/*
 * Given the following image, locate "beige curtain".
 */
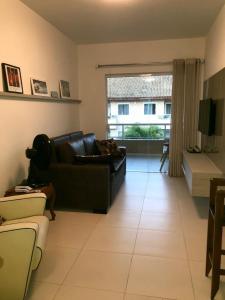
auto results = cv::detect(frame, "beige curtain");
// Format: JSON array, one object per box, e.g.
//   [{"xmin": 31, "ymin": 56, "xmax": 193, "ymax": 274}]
[{"xmin": 169, "ymin": 59, "xmax": 201, "ymax": 177}]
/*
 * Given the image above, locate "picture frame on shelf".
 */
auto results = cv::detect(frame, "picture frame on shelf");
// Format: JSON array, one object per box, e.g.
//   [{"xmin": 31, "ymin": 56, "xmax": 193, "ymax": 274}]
[
  {"xmin": 2, "ymin": 63, "xmax": 23, "ymax": 94},
  {"xmin": 31, "ymin": 78, "xmax": 49, "ymax": 97},
  {"xmin": 59, "ymin": 80, "xmax": 71, "ymax": 99},
  {"xmin": 51, "ymin": 91, "xmax": 59, "ymax": 99}
]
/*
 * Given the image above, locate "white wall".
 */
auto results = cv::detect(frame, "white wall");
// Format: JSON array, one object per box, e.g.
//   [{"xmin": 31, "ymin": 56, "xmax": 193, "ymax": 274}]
[
  {"xmin": 0, "ymin": 0, "xmax": 80, "ymax": 195},
  {"xmin": 78, "ymin": 38, "xmax": 205, "ymax": 139},
  {"xmin": 205, "ymin": 3, "xmax": 225, "ymax": 79}
]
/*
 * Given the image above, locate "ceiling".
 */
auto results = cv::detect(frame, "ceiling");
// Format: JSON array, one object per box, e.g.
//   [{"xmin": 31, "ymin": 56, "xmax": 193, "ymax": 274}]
[{"xmin": 21, "ymin": 0, "xmax": 225, "ymax": 44}]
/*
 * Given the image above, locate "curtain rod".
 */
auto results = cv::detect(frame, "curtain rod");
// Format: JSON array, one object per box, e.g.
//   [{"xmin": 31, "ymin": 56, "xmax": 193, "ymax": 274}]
[
  {"xmin": 96, "ymin": 59, "xmax": 205, "ymax": 69},
  {"xmin": 96, "ymin": 62, "xmax": 172, "ymax": 69}
]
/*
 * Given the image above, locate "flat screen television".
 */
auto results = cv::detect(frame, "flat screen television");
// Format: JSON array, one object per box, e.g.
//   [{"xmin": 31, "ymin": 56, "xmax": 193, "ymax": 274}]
[{"xmin": 198, "ymin": 99, "xmax": 216, "ymax": 136}]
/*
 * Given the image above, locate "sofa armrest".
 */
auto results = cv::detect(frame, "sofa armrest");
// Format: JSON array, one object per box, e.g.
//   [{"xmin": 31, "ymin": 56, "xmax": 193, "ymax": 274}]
[
  {"xmin": 118, "ymin": 146, "xmax": 126, "ymax": 156},
  {"xmin": 50, "ymin": 163, "xmax": 111, "ymax": 211},
  {"xmin": 0, "ymin": 193, "xmax": 46, "ymax": 221}
]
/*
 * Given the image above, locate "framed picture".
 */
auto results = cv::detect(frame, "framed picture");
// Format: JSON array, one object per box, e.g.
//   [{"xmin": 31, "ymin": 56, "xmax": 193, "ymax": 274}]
[
  {"xmin": 59, "ymin": 80, "xmax": 71, "ymax": 99},
  {"xmin": 31, "ymin": 78, "xmax": 49, "ymax": 97},
  {"xmin": 2, "ymin": 63, "xmax": 23, "ymax": 94}
]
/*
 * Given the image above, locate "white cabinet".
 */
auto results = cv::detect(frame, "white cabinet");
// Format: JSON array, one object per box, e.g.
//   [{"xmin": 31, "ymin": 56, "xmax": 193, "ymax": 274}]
[{"xmin": 182, "ymin": 151, "xmax": 223, "ymax": 197}]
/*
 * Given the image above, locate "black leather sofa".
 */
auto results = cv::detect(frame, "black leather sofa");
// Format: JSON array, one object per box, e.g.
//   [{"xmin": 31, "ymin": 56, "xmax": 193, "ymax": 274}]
[{"xmin": 29, "ymin": 131, "xmax": 126, "ymax": 213}]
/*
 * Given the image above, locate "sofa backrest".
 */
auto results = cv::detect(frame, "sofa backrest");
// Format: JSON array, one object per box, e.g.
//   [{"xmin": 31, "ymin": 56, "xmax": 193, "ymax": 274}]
[
  {"xmin": 50, "ymin": 134, "xmax": 71, "ymax": 163},
  {"xmin": 51, "ymin": 131, "xmax": 83, "ymax": 163},
  {"xmin": 83, "ymin": 133, "xmax": 98, "ymax": 155},
  {"xmin": 50, "ymin": 131, "xmax": 99, "ymax": 164},
  {"xmin": 69, "ymin": 131, "xmax": 83, "ymax": 142}
]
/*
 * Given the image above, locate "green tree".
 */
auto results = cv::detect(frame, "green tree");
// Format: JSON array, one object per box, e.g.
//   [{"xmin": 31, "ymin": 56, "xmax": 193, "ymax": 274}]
[{"xmin": 124, "ymin": 125, "xmax": 164, "ymax": 139}]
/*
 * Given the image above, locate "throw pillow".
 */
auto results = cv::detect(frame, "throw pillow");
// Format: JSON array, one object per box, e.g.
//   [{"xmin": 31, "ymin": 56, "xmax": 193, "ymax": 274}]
[{"xmin": 96, "ymin": 139, "xmax": 123, "ymax": 157}]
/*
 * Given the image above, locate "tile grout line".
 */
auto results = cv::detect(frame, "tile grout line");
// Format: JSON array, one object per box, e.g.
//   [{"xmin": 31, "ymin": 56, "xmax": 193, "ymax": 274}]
[
  {"xmin": 123, "ymin": 171, "xmax": 149, "ymax": 298},
  {"xmin": 177, "ymin": 189, "xmax": 197, "ymax": 300},
  {"xmin": 53, "ymin": 213, "xmax": 104, "ymax": 295}
]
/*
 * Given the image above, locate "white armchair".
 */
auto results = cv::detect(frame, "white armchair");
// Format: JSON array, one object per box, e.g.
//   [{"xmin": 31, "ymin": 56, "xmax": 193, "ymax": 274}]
[{"xmin": 0, "ymin": 193, "xmax": 49, "ymax": 300}]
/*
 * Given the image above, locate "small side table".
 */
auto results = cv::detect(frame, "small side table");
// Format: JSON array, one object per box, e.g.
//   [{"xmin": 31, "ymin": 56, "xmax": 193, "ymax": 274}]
[{"xmin": 4, "ymin": 182, "xmax": 56, "ymax": 221}]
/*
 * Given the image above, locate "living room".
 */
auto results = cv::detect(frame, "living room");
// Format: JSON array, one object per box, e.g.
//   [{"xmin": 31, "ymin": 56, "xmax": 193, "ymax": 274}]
[{"xmin": 1, "ymin": 0, "xmax": 225, "ymax": 299}]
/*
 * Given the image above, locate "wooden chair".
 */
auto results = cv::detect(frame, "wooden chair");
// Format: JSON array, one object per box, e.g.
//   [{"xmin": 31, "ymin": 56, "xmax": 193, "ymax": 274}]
[{"xmin": 205, "ymin": 178, "xmax": 225, "ymax": 299}]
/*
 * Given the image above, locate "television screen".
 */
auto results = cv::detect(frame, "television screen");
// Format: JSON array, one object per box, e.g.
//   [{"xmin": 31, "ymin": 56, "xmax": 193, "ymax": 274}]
[{"xmin": 198, "ymin": 99, "xmax": 216, "ymax": 136}]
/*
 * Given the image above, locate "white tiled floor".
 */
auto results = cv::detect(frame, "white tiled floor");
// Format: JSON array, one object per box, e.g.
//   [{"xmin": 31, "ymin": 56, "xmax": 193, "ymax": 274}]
[{"xmin": 26, "ymin": 172, "xmax": 225, "ymax": 300}]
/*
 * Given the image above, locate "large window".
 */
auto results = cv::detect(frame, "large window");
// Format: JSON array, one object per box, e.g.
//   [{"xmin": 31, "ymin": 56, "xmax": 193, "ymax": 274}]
[
  {"xmin": 107, "ymin": 74, "xmax": 172, "ymax": 139},
  {"xmin": 118, "ymin": 104, "xmax": 129, "ymax": 115},
  {"xmin": 144, "ymin": 103, "xmax": 156, "ymax": 115}
]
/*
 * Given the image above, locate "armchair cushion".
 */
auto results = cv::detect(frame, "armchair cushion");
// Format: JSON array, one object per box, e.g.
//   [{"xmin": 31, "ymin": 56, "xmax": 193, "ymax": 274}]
[
  {"xmin": 0, "ymin": 193, "xmax": 49, "ymax": 299},
  {"xmin": 0, "ymin": 193, "xmax": 46, "ymax": 221},
  {"xmin": 5, "ymin": 215, "xmax": 49, "ymax": 259},
  {"xmin": 0, "ymin": 222, "xmax": 38, "ymax": 300}
]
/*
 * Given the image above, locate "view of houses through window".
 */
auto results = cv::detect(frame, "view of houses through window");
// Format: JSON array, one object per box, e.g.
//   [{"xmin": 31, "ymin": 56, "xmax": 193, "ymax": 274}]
[{"xmin": 107, "ymin": 74, "xmax": 173, "ymax": 140}]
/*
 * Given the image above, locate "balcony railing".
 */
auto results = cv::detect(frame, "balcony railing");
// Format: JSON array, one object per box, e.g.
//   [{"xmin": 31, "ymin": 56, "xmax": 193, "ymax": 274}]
[{"xmin": 108, "ymin": 123, "xmax": 171, "ymax": 140}]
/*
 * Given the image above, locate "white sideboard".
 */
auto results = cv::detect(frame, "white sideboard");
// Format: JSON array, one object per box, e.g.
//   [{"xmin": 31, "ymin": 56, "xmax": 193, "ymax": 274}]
[{"xmin": 182, "ymin": 150, "xmax": 223, "ymax": 197}]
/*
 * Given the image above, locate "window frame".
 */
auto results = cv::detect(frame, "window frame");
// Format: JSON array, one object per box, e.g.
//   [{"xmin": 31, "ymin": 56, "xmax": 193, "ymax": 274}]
[
  {"xmin": 164, "ymin": 102, "xmax": 172, "ymax": 115},
  {"xmin": 118, "ymin": 103, "xmax": 129, "ymax": 115},
  {"xmin": 144, "ymin": 102, "xmax": 156, "ymax": 115}
]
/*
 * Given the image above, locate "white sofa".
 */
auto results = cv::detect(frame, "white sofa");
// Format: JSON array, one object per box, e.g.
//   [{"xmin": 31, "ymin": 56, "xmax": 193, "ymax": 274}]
[{"xmin": 0, "ymin": 193, "xmax": 49, "ymax": 300}]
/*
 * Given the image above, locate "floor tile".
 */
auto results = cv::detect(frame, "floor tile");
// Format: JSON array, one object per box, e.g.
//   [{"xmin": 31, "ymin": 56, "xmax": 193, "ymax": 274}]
[
  {"xmin": 26, "ymin": 281, "xmax": 59, "ymax": 300},
  {"xmin": 64, "ymin": 250, "xmax": 132, "ymax": 292},
  {"xmin": 33, "ymin": 246, "xmax": 80, "ymax": 284},
  {"xmin": 125, "ymin": 294, "xmax": 163, "ymax": 300},
  {"xmin": 142, "ymin": 197, "xmax": 179, "ymax": 215},
  {"xmin": 184, "ymin": 230, "xmax": 207, "ymax": 262},
  {"xmin": 134, "ymin": 229, "xmax": 187, "ymax": 259},
  {"xmin": 182, "ymin": 219, "xmax": 208, "ymax": 236},
  {"xmin": 24, "ymin": 164, "xmax": 214, "ymax": 299},
  {"xmin": 46, "ymin": 222, "xmax": 94, "ymax": 249},
  {"xmin": 111, "ymin": 195, "xmax": 144, "ymax": 212},
  {"xmin": 139, "ymin": 212, "xmax": 181, "ymax": 232},
  {"xmin": 127, "ymin": 255, "xmax": 194, "ymax": 300},
  {"xmin": 98, "ymin": 210, "xmax": 141, "ymax": 228},
  {"xmin": 55, "ymin": 285, "xmax": 124, "ymax": 300},
  {"xmin": 189, "ymin": 260, "xmax": 225, "ymax": 300},
  {"xmin": 53, "ymin": 210, "xmax": 102, "ymax": 226},
  {"xmin": 85, "ymin": 227, "xmax": 137, "ymax": 253}
]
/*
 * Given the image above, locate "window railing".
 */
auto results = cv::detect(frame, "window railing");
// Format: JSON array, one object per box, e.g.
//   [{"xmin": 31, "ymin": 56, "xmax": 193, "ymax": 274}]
[{"xmin": 108, "ymin": 123, "xmax": 171, "ymax": 140}]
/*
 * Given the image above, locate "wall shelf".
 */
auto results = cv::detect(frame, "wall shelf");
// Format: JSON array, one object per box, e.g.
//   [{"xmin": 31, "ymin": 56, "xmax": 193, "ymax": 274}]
[{"xmin": 0, "ymin": 91, "xmax": 81, "ymax": 104}]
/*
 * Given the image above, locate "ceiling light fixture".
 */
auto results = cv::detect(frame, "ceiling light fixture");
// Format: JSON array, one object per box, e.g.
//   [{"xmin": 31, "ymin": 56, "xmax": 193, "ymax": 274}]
[{"xmin": 101, "ymin": 0, "xmax": 135, "ymax": 5}]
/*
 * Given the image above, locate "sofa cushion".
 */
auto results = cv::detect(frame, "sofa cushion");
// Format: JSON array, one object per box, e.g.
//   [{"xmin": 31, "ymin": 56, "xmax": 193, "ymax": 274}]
[
  {"xmin": 56, "ymin": 143, "xmax": 74, "ymax": 164},
  {"xmin": 74, "ymin": 154, "xmax": 112, "ymax": 164},
  {"xmin": 96, "ymin": 139, "xmax": 123, "ymax": 157},
  {"xmin": 69, "ymin": 131, "xmax": 83, "ymax": 142},
  {"xmin": 69, "ymin": 138, "xmax": 86, "ymax": 155},
  {"xmin": 83, "ymin": 133, "xmax": 99, "ymax": 155}
]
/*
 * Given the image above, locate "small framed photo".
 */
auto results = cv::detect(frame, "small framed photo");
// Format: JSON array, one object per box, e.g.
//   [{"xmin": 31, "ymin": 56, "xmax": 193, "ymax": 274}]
[
  {"xmin": 31, "ymin": 78, "xmax": 49, "ymax": 97},
  {"xmin": 2, "ymin": 63, "xmax": 23, "ymax": 94},
  {"xmin": 59, "ymin": 80, "xmax": 71, "ymax": 99}
]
